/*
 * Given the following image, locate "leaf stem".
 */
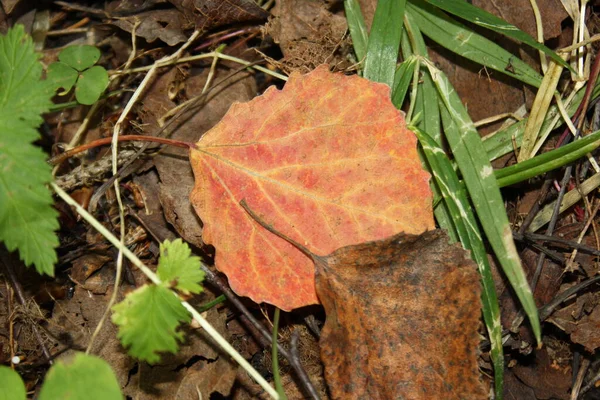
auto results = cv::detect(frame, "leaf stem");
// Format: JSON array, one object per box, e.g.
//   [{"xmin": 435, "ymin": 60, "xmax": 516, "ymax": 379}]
[{"xmin": 48, "ymin": 135, "xmax": 194, "ymax": 166}]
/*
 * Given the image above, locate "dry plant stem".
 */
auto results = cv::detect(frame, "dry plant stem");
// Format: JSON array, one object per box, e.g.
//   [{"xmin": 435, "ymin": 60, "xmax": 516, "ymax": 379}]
[
  {"xmin": 202, "ymin": 268, "xmax": 320, "ymax": 400},
  {"xmin": 289, "ymin": 329, "xmax": 321, "ymax": 400},
  {"xmin": 90, "ymin": 30, "xmax": 202, "ymax": 355},
  {"xmin": 87, "ymin": 17, "xmax": 142, "ymax": 353},
  {"xmin": 528, "ymin": 0, "xmax": 547, "ymax": 73},
  {"xmin": 580, "ymin": 365, "xmax": 600, "ymax": 395},
  {"xmin": 111, "ymin": 51, "xmax": 288, "ymax": 82},
  {"xmin": 518, "ymin": 178, "xmax": 554, "ymax": 234},
  {"xmin": 194, "ymin": 27, "xmax": 261, "ymax": 52},
  {"xmin": 567, "ymin": 199, "xmax": 600, "ymax": 267},
  {"xmin": 514, "ymin": 231, "xmax": 600, "ymax": 256},
  {"xmin": 571, "ymin": 357, "xmax": 590, "ymax": 400},
  {"xmin": 538, "ymin": 274, "xmax": 600, "ymax": 321},
  {"xmin": 532, "ymin": 165, "xmax": 573, "ymax": 291},
  {"xmin": 51, "ymin": 183, "xmax": 279, "ymax": 399},
  {"xmin": 473, "ymin": 112, "xmax": 522, "ymax": 128},
  {"xmin": 0, "ymin": 248, "xmax": 53, "ymax": 364},
  {"xmin": 511, "ymin": 166, "xmax": 573, "ymax": 333},
  {"xmin": 557, "ymin": 54, "xmax": 600, "ymax": 147},
  {"xmin": 558, "ymin": 33, "xmax": 600, "ymax": 53}
]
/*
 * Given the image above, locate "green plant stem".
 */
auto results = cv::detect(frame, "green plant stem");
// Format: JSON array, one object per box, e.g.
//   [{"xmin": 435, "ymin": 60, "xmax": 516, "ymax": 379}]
[
  {"xmin": 272, "ymin": 308, "xmax": 288, "ymax": 400},
  {"xmin": 51, "ymin": 183, "xmax": 280, "ymax": 400},
  {"xmin": 495, "ymin": 129, "xmax": 600, "ymax": 187},
  {"xmin": 196, "ymin": 294, "xmax": 227, "ymax": 313}
]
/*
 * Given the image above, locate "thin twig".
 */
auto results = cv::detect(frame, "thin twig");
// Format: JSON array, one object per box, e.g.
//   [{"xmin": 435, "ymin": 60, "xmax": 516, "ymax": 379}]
[
  {"xmin": 202, "ymin": 268, "xmax": 321, "ymax": 400},
  {"xmin": 539, "ymin": 274, "xmax": 600, "ymax": 321},
  {"xmin": 513, "ymin": 231, "xmax": 600, "ymax": 256}
]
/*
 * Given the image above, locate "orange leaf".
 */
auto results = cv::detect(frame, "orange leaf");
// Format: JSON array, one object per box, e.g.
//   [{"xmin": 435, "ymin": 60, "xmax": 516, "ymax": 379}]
[{"xmin": 190, "ymin": 65, "xmax": 434, "ymax": 310}]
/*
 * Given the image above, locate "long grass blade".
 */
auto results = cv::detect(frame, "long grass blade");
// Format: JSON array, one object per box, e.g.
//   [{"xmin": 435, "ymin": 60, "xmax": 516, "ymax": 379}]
[
  {"xmin": 363, "ymin": 0, "xmax": 406, "ymax": 87},
  {"xmin": 402, "ymin": 14, "xmax": 460, "ymax": 240},
  {"xmin": 421, "ymin": 58, "xmax": 541, "ymax": 344},
  {"xmin": 407, "ymin": 0, "xmax": 543, "ymax": 88},
  {"xmin": 495, "ymin": 129, "xmax": 600, "ymax": 187},
  {"xmin": 421, "ymin": 0, "xmax": 572, "ymax": 71},
  {"xmin": 344, "ymin": 0, "xmax": 369, "ymax": 63}
]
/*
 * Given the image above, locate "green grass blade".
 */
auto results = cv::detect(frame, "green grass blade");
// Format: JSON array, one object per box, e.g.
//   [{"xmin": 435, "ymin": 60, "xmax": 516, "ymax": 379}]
[
  {"xmin": 495, "ymin": 129, "xmax": 600, "ymax": 187},
  {"xmin": 407, "ymin": 0, "xmax": 543, "ymax": 88},
  {"xmin": 363, "ymin": 0, "xmax": 406, "ymax": 87},
  {"xmin": 414, "ymin": 127, "xmax": 504, "ymax": 398},
  {"xmin": 422, "ymin": 0, "xmax": 572, "ymax": 71},
  {"xmin": 344, "ymin": 0, "xmax": 369, "ymax": 63},
  {"xmin": 402, "ymin": 8, "xmax": 458, "ymax": 241},
  {"xmin": 272, "ymin": 308, "xmax": 288, "ymax": 400},
  {"xmin": 422, "ymin": 58, "xmax": 541, "ymax": 344},
  {"xmin": 392, "ymin": 57, "xmax": 417, "ymax": 109}
]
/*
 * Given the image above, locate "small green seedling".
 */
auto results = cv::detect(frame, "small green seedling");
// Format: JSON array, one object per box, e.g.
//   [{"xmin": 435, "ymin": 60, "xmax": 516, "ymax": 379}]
[{"xmin": 47, "ymin": 45, "xmax": 109, "ymax": 105}]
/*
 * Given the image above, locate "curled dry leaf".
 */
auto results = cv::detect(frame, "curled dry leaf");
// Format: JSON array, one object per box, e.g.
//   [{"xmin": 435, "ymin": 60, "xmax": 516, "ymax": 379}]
[{"xmin": 190, "ymin": 65, "xmax": 433, "ymax": 310}]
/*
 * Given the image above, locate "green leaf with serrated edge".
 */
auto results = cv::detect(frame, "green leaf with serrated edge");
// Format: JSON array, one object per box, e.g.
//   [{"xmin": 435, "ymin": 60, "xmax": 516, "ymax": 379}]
[
  {"xmin": 59, "ymin": 45, "xmax": 100, "ymax": 71},
  {"xmin": 38, "ymin": 353, "xmax": 122, "ymax": 400},
  {"xmin": 75, "ymin": 65, "xmax": 108, "ymax": 105},
  {"xmin": 0, "ymin": 366, "xmax": 26, "ymax": 400},
  {"xmin": 413, "ymin": 126, "xmax": 504, "ymax": 398},
  {"xmin": 407, "ymin": 0, "xmax": 543, "ymax": 88},
  {"xmin": 0, "ymin": 25, "xmax": 58, "ymax": 275},
  {"xmin": 363, "ymin": 0, "xmax": 406, "ymax": 87},
  {"xmin": 344, "ymin": 0, "xmax": 369, "ymax": 63},
  {"xmin": 157, "ymin": 239, "xmax": 205, "ymax": 295},
  {"xmin": 422, "ymin": 0, "xmax": 572, "ymax": 72},
  {"xmin": 47, "ymin": 62, "xmax": 78, "ymax": 93},
  {"xmin": 112, "ymin": 285, "xmax": 190, "ymax": 364},
  {"xmin": 422, "ymin": 59, "xmax": 541, "ymax": 345}
]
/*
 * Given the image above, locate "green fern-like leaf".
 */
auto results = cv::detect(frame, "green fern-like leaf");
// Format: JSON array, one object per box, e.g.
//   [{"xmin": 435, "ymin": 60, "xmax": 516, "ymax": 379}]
[
  {"xmin": 111, "ymin": 285, "xmax": 191, "ymax": 364},
  {"xmin": 0, "ymin": 25, "xmax": 58, "ymax": 275}
]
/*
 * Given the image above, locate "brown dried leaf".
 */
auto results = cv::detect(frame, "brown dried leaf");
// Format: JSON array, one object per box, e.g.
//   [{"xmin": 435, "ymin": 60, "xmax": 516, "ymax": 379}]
[
  {"xmin": 110, "ymin": 9, "xmax": 193, "ymax": 46},
  {"xmin": 511, "ymin": 347, "xmax": 571, "ymax": 400},
  {"xmin": 169, "ymin": 0, "xmax": 268, "ymax": 30},
  {"xmin": 266, "ymin": 0, "xmax": 351, "ymax": 73},
  {"xmin": 314, "ymin": 229, "xmax": 486, "ymax": 399}
]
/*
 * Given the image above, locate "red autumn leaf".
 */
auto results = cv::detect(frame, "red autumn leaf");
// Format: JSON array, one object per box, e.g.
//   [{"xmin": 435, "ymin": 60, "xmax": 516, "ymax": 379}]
[{"xmin": 190, "ymin": 65, "xmax": 434, "ymax": 310}]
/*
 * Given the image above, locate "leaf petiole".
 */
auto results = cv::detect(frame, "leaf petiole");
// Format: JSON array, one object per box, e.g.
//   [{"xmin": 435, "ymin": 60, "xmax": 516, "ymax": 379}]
[{"xmin": 48, "ymin": 135, "xmax": 195, "ymax": 166}]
